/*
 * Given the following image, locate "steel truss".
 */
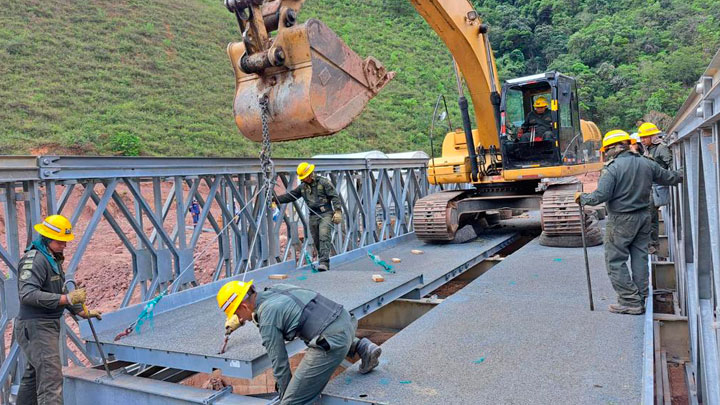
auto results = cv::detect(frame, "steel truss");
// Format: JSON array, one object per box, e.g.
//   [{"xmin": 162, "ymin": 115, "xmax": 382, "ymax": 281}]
[
  {"xmin": 663, "ymin": 48, "xmax": 720, "ymax": 404},
  {"xmin": 0, "ymin": 156, "xmax": 431, "ymax": 403}
]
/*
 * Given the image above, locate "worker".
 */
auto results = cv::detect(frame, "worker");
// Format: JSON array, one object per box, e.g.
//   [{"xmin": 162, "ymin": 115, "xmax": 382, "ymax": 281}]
[
  {"xmin": 218, "ymin": 280, "xmax": 382, "ymax": 404},
  {"xmin": 13, "ymin": 214, "xmax": 102, "ymax": 404},
  {"xmin": 638, "ymin": 122, "xmax": 673, "ymax": 254},
  {"xmin": 275, "ymin": 162, "xmax": 342, "ymax": 272},
  {"xmin": 518, "ymin": 96, "xmax": 553, "ymax": 142},
  {"xmin": 629, "ymin": 132, "xmax": 644, "ymax": 155},
  {"xmin": 189, "ymin": 199, "xmax": 201, "ymax": 227},
  {"xmin": 575, "ymin": 130, "xmax": 682, "ymax": 314}
]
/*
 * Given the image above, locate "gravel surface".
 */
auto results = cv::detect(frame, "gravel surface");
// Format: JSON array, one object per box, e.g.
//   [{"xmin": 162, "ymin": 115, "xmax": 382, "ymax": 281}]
[{"xmin": 325, "ymin": 223, "xmax": 644, "ymax": 404}]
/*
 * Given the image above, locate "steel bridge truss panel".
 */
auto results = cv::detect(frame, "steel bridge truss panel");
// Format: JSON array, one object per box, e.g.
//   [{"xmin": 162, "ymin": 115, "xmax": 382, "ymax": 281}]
[{"xmin": 0, "ymin": 156, "xmax": 431, "ymax": 402}]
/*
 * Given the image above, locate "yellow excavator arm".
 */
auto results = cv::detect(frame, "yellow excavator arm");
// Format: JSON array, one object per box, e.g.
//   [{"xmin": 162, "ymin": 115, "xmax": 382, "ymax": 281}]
[{"xmin": 410, "ymin": 0, "xmax": 501, "ymax": 149}]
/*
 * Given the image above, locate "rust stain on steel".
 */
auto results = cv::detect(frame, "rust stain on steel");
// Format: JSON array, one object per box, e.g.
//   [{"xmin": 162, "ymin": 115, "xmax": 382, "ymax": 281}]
[{"xmin": 228, "ymin": 18, "xmax": 395, "ymax": 142}]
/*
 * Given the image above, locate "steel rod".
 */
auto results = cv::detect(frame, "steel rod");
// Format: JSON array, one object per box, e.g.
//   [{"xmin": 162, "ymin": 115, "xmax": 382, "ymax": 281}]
[{"xmin": 578, "ymin": 202, "xmax": 595, "ymax": 311}]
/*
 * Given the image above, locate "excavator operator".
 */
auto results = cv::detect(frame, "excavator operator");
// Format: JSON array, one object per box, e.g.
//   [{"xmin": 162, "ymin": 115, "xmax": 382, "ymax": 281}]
[{"xmin": 517, "ymin": 96, "xmax": 553, "ymax": 142}]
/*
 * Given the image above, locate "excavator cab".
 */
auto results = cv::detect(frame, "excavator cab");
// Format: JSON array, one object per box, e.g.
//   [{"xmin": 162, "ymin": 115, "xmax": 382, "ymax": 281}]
[
  {"xmin": 499, "ymin": 72, "xmax": 601, "ymax": 170},
  {"xmin": 225, "ymin": 0, "xmax": 394, "ymax": 142}
]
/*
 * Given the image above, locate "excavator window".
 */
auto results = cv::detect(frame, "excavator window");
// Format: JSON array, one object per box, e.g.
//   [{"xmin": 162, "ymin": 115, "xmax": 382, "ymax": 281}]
[{"xmin": 500, "ymin": 81, "xmax": 560, "ymax": 169}]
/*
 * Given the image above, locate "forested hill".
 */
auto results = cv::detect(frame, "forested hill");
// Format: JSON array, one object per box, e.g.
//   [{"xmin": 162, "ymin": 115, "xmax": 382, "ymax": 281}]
[
  {"xmin": 475, "ymin": 0, "xmax": 720, "ymax": 131},
  {"xmin": 1, "ymin": 0, "xmax": 718, "ymax": 157}
]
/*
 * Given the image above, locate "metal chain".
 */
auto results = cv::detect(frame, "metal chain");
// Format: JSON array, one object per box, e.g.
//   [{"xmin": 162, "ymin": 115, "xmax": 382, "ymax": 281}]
[
  {"xmin": 241, "ymin": 95, "xmax": 275, "ymax": 280},
  {"xmin": 259, "ymin": 95, "xmax": 274, "ymax": 208}
]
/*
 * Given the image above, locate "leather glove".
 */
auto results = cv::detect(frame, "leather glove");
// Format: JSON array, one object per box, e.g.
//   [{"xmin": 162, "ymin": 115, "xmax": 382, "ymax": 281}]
[
  {"xmin": 332, "ymin": 210, "xmax": 342, "ymax": 224},
  {"xmin": 82, "ymin": 309, "xmax": 103, "ymax": 320},
  {"xmin": 574, "ymin": 192, "xmax": 583, "ymax": 204},
  {"xmin": 225, "ymin": 314, "xmax": 242, "ymax": 334},
  {"xmin": 67, "ymin": 288, "xmax": 87, "ymax": 305}
]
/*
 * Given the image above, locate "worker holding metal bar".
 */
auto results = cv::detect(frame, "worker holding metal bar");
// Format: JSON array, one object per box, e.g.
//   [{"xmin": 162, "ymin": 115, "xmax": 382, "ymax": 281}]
[
  {"xmin": 637, "ymin": 122, "xmax": 673, "ymax": 255},
  {"xmin": 574, "ymin": 130, "xmax": 682, "ymax": 315},
  {"xmin": 13, "ymin": 215, "xmax": 102, "ymax": 404},
  {"xmin": 274, "ymin": 162, "xmax": 343, "ymax": 272},
  {"xmin": 217, "ymin": 280, "xmax": 382, "ymax": 404}
]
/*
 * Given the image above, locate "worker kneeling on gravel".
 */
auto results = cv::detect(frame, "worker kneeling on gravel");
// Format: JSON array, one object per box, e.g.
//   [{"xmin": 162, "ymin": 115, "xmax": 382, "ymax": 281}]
[
  {"xmin": 575, "ymin": 130, "xmax": 682, "ymax": 315},
  {"xmin": 274, "ymin": 162, "xmax": 342, "ymax": 272},
  {"xmin": 13, "ymin": 214, "xmax": 102, "ymax": 404},
  {"xmin": 217, "ymin": 280, "xmax": 381, "ymax": 404}
]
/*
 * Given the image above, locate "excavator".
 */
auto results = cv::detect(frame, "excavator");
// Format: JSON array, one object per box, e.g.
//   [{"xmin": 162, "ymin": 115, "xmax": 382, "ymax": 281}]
[{"xmin": 222, "ymin": 0, "xmax": 604, "ymax": 244}]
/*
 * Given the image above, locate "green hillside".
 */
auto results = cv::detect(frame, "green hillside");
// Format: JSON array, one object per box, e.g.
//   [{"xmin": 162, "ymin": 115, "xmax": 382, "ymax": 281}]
[{"xmin": 1, "ymin": 0, "xmax": 718, "ymax": 157}]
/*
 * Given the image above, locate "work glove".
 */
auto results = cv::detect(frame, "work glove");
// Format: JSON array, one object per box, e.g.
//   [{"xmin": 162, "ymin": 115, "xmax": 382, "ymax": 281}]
[
  {"xmin": 574, "ymin": 192, "xmax": 583, "ymax": 204},
  {"xmin": 67, "ymin": 288, "xmax": 87, "ymax": 305},
  {"xmin": 82, "ymin": 309, "xmax": 103, "ymax": 320},
  {"xmin": 225, "ymin": 314, "xmax": 242, "ymax": 334},
  {"xmin": 332, "ymin": 210, "xmax": 342, "ymax": 224}
]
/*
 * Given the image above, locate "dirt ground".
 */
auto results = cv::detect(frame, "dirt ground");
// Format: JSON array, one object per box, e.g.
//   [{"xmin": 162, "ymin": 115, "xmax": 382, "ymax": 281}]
[{"xmin": 668, "ymin": 363, "xmax": 689, "ymax": 404}]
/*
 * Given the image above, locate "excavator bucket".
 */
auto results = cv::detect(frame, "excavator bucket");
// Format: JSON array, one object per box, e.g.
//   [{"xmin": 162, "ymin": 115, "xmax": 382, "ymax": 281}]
[{"xmin": 228, "ymin": 18, "xmax": 395, "ymax": 142}]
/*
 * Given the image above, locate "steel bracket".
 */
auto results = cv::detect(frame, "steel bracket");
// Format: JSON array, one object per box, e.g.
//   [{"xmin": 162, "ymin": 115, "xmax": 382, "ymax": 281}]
[{"xmin": 203, "ymin": 385, "xmax": 233, "ymax": 404}]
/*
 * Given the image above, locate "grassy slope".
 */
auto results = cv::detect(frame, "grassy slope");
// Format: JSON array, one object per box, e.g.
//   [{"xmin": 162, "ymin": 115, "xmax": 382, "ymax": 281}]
[
  {"xmin": 1, "ymin": 0, "xmax": 716, "ymax": 157},
  {"xmin": 0, "ymin": 0, "xmax": 458, "ymax": 157}
]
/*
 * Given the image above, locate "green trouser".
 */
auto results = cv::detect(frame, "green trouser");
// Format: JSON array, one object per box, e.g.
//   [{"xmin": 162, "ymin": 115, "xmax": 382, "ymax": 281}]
[
  {"xmin": 604, "ymin": 211, "xmax": 651, "ymax": 308},
  {"xmin": 649, "ymin": 204, "xmax": 660, "ymax": 249},
  {"xmin": 13, "ymin": 318, "xmax": 64, "ymax": 405},
  {"xmin": 309, "ymin": 213, "xmax": 333, "ymax": 268},
  {"xmin": 281, "ymin": 310, "xmax": 357, "ymax": 405}
]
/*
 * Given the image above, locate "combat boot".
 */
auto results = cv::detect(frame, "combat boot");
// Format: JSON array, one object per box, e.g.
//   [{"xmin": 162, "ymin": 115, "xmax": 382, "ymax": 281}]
[
  {"xmin": 316, "ymin": 264, "xmax": 329, "ymax": 272},
  {"xmin": 356, "ymin": 338, "xmax": 381, "ymax": 374},
  {"xmin": 609, "ymin": 303, "xmax": 644, "ymax": 315}
]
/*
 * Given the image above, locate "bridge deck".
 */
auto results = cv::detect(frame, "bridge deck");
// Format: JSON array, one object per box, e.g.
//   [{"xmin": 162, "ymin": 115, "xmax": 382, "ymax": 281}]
[
  {"xmin": 324, "ymin": 231, "xmax": 645, "ymax": 404},
  {"xmin": 83, "ymin": 231, "xmax": 519, "ymax": 379}
]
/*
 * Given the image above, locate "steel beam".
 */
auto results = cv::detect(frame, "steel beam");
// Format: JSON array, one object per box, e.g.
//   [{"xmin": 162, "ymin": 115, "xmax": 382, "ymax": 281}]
[
  {"xmin": 63, "ymin": 367, "xmax": 270, "ymax": 404},
  {"xmin": 34, "ymin": 156, "xmax": 426, "ymax": 180}
]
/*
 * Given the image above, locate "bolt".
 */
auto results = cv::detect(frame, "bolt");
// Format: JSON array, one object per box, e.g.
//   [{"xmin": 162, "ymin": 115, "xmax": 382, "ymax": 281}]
[
  {"xmin": 43, "ymin": 170, "xmax": 52, "ymax": 177},
  {"xmin": 285, "ymin": 9, "xmax": 297, "ymax": 27},
  {"xmin": 42, "ymin": 158, "xmax": 51, "ymax": 165},
  {"xmin": 467, "ymin": 10, "xmax": 478, "ymax": 21}
]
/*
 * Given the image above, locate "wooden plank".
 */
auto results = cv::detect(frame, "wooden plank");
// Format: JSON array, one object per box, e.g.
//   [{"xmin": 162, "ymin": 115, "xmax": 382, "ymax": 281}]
[
  {"xmin": 661, "ymin": 350, "xmax": 672, "ymax": 404},
  {"xmin": 654, "ymin": 321, "xmax": 664, "ymax": 405}
]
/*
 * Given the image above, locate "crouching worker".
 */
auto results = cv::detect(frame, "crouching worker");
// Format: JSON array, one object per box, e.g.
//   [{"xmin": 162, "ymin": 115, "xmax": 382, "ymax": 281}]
[{"xmin": 217, "ymin": 281, "xmax": 382, "ymax": 404}]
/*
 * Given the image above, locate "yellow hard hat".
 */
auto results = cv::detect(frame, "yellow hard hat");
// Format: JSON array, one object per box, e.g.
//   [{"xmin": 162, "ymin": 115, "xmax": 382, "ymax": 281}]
[
  {"xmin": 217, "ymin": 280, "xmax": 254, "ymax": 319},
  {"xmin": 297, "ymin": 162, "xmax": 315, "ymax": 180},
  {"xmin": 34, "ymin": 214, "xmax": 74, "ymax": 242},
  {"xmin": 533, "ymin": 97, "xmax": 549, "ymax": 108},
  {"xmin": 600, "ymin": 129, "xmax": 635, "ymax": 152},
  {"xmin": 637, "ymin": 122, "xmax": 661, "ymax": 138}
]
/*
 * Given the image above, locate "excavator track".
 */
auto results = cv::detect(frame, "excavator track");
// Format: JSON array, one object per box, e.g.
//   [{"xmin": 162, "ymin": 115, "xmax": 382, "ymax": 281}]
[
  {"xmin": 412, "ymin": 191, "xmax": 466, "ymax": 241},
  {"xmin": 539, "ymin": 187, "xmax": 603, "ymax": 247},
  {"xmin": 540, "ymin": 189, "xmax": 584, "ymax": 236}
]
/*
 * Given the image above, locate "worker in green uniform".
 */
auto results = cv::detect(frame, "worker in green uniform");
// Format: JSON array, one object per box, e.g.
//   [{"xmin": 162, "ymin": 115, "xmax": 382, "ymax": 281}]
[
  {"xmin": 518, "ymin": 96, "xmax": 554, "ymax": 142},
  {"xmin": 218, "ymin": 280, "xmax": 382, "ymax": 404},
  {"xmin": 638, "ymin": 122, "xmax": 673, "ymax": 254},
  {"xmin": 275, "ymin": 162, "xmax": 342, "ymax": 272},
  {"xmin": 575, "ymin": 130, "xmax": 682, "ymax": 314},
  {"xmin": 13, "ymin": 215, "xmax": 102, "ymax": 404}
]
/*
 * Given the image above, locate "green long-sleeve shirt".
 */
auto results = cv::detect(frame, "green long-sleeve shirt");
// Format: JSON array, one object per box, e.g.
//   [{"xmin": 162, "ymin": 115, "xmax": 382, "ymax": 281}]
[
  {"xmin": 645, "ymin": 142, "xmax": 673, "ymax": 170},
  {"xmin": 276, "ymin": 176, "xmax": 341, "ymax": 216},
  {"xmin": 17, "ymin": 242, "xmax": 82, "ymax": 320},
  {"xmin": 253, "ymin": 284, "xmax": 317, "ymax": 397},
  {"xmin": 580, "ymin": 150, "xmax": 682, "ymax": 213}
]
